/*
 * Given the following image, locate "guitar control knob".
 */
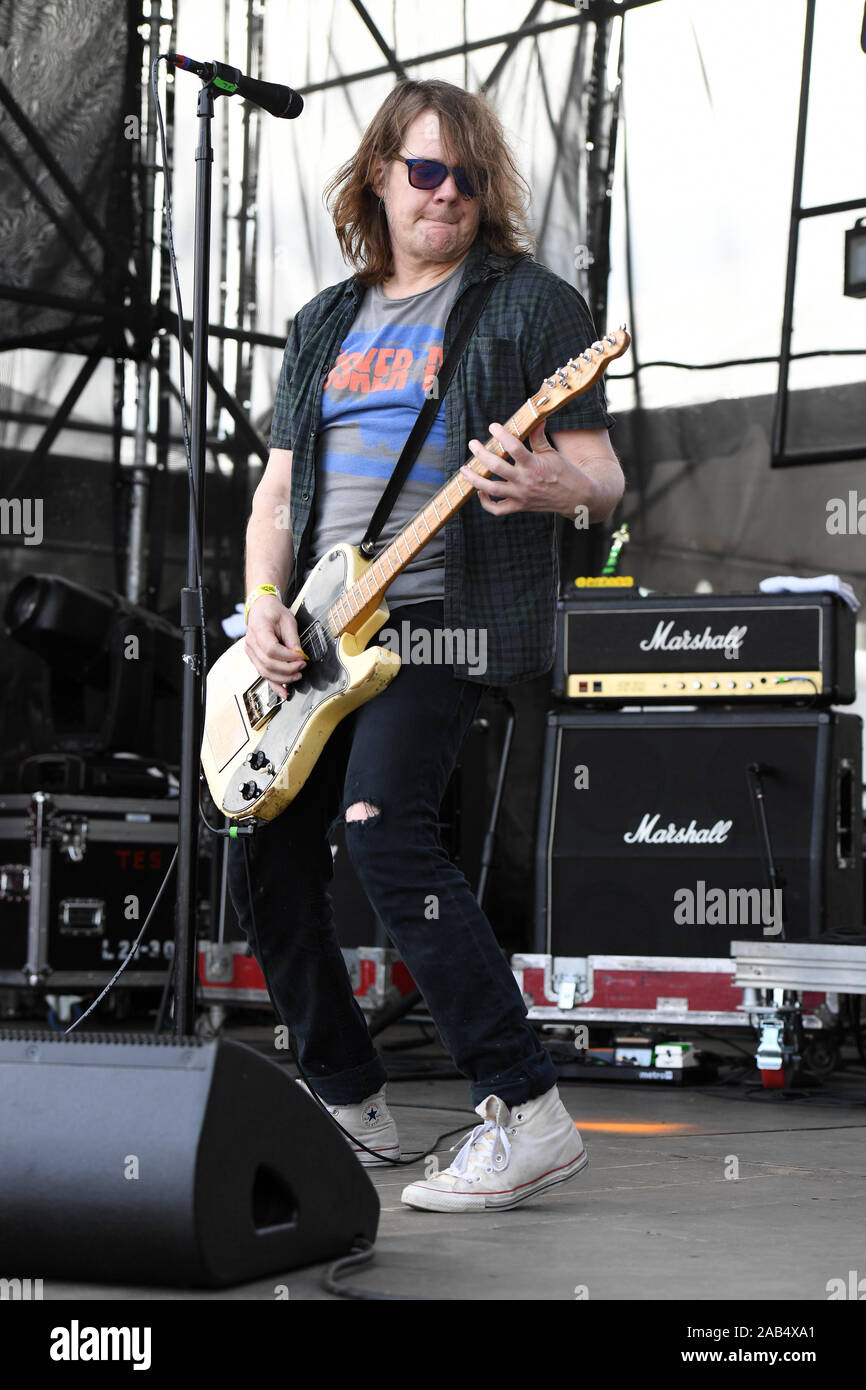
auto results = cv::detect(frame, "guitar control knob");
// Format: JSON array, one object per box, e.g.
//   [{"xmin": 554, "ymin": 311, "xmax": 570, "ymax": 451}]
[
  {"xmin": 249, "ymin": 751, "xmax": 268, "ymax": 770},
  {"xmin": 239, "ymin": 782, "xmax": 259, "ymax": 801}
]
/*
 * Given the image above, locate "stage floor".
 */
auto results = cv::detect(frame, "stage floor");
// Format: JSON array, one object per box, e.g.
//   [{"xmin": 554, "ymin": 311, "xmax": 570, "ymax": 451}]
[{"xmin": 25, "ymin": 1020, "xmax": 866, "ymax": 1303}]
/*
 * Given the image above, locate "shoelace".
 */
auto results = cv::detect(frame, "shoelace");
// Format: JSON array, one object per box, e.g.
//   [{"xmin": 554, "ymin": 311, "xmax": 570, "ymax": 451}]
[{"xmin": 445, "ymin": 1117, "xmax": 512, "ymax": 1183}]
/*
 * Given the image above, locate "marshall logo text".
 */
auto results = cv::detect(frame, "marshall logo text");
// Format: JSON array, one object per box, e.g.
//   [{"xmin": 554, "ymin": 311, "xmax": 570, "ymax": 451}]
[
  {"xmin": 638, "ymin": 620, "xmax": 748, "ymax": 661},
  {"xmin": 623, "ymin": 814, "xmax": 733, "ymax": 846}
]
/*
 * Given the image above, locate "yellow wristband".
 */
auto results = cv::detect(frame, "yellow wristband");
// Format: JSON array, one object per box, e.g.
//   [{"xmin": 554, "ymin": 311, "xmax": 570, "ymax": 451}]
[{"xmin": 244, "ymin": 584, "xmax": 281, "ymax": 624}]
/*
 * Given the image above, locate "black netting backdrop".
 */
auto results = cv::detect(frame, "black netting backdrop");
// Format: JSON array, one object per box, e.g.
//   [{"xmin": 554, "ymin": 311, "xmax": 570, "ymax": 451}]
[{"xmin": 0, "ymin": 0, "xmax": 136, "ymax": 352}]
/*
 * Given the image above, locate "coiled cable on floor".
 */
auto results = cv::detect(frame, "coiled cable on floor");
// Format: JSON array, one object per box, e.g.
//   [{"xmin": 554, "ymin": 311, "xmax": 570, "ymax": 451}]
[{"xmin": 321, "ymin": 1239, "xmax": 424, "ymax": 1301}]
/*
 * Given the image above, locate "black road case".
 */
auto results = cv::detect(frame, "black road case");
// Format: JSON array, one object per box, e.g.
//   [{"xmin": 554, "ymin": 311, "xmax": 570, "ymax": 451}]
[{"xmin": 0, "ymin": 792, "xmax": 178, "ymax": 989}]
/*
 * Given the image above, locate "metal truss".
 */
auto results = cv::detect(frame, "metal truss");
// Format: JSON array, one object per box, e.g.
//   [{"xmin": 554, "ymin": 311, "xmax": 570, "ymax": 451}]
[
  {"xmin": 0, "ymin": 0, "xmax": 661, "ymax": 606},
  {"xmin": 301, "ymin": 0, "xmax": 660, "ymax": 95},
  {"xmin": 771, "ymin": 0, "xmax": 866, "ymax": 467},
  {"xmin": 0, "ymin": 0, "xmax": 276, "ymax": 608}
]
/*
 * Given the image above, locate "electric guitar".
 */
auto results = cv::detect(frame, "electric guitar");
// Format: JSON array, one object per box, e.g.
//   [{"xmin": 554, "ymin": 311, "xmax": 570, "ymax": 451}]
[{"xmin": 201, "ymin": 326, "xmax": 630, "ymax": 821}]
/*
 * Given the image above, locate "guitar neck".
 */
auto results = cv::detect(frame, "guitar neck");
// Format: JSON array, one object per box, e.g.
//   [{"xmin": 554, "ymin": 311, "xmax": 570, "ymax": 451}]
[
  {"xmin": 323, "ymin": 326, "xmax": 630, "ymax": 638},
  {"xmin": 326, "ymin": 398, "xmax": 539, "ymax": 637}
]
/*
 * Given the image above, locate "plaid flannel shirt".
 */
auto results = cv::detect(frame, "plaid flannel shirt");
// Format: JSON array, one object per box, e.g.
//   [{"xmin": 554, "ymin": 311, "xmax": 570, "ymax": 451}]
[{"xmin": 268, "ymin": 236, "xmax": 615, "ymax": 685}]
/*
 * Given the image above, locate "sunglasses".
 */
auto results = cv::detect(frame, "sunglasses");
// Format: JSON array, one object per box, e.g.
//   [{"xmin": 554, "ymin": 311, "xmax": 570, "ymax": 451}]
[{"xmin": 397, "ymin": 157, "xmax": 485, "ymax": 199}]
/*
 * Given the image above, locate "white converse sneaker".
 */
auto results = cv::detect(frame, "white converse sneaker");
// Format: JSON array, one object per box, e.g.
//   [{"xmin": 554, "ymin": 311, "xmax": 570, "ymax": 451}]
[
  {"xmin": 401, "ymin": 1086, "xmax": 587, "ymax": 1212},
  {"xmin": 297, "ymin": 1082, "xmax": 401, "ymax": 1167}
]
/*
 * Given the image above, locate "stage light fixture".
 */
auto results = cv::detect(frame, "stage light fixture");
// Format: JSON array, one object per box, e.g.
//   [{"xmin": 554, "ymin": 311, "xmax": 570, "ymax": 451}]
[
  {"xmin": 5, "ymin": 574, "xmax": 182, "ymax": 690},
  {"xmin": 4, "ymin": 573, "xmax": 184, "ymax": 759}
]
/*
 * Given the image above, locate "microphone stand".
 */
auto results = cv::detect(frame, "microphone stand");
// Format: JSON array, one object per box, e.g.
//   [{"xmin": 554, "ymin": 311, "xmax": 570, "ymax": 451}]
[
  {"xmin": 168, "ymin": 57, "xmax": 301, "ymax": 1033},
  {"xmin": 173, "ymin": 80, "xmax": 216, "ymax": 1034}
]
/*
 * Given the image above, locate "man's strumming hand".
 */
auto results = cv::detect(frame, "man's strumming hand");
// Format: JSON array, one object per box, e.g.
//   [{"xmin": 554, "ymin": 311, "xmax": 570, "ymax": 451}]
[{"xmin": 244, "ymin": 595, "xmax": 307, "ymax": 700}]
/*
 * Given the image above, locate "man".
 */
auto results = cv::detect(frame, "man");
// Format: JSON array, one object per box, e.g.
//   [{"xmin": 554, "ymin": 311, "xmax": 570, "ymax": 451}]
[{"xmin": 230, "ymin": 79, "xmax": 624, "ymax": 1213}]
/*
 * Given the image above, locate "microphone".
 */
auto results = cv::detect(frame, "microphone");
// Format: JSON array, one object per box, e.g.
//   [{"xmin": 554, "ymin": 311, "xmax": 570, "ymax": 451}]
[{"xmin": 169, "ymin": 54, "xmax": 304, "ymax": 119}]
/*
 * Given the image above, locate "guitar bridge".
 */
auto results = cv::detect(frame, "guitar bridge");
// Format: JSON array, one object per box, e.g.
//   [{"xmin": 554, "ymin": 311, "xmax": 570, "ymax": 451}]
[{"xmin": 243, "ymin": 679, "xmax": 281, "ymax": 730}]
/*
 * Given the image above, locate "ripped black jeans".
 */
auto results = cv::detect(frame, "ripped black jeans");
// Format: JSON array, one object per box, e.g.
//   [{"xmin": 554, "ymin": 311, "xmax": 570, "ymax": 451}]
[{"xmin": 227, "ymin": 601, "xmax": 557, "ymax": 1107}]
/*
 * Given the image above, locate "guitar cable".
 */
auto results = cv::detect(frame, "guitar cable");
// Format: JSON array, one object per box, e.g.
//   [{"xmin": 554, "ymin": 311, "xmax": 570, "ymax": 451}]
[
  {"xmin": 773, "ymin": 675, "xmax": 820, "ymax": 708},
  {"xmin": 63, "ymin": 847, "xmax": 179, "ymax": 1034}
]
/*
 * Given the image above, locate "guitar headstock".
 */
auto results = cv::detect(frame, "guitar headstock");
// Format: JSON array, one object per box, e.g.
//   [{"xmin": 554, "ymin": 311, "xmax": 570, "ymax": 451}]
[{"xmin": 531, "ymin": 325, "xmax": 630, "ymax": 415}]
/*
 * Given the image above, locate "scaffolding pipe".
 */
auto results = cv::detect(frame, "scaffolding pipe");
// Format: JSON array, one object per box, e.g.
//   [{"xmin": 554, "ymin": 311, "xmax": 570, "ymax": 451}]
[{"xmin": 125, "ymin": 0, "xmax": 164, "ymax": 603}]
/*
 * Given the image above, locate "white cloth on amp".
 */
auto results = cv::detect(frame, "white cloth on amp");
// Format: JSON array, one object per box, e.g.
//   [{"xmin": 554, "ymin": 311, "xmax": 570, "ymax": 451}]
[{"xmin": 758, "ymin": 574, "xmax": 859, "ymax": 613}]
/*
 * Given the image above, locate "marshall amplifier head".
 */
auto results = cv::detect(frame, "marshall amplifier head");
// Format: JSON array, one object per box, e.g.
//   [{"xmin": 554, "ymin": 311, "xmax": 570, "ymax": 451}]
[{"xmin": 552, "ymin": 591, "xmax": 856, "ymax": 705}]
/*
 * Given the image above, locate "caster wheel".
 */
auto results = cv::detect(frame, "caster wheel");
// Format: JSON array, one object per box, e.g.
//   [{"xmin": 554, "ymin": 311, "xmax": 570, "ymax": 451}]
[
  {"xmin": 760, "ymin": 1068, "xmax": 786, "ymax": 1089},
  {"xmin": 802, "ymin": 1036, "xmax": 840, "ymax": 1080}
]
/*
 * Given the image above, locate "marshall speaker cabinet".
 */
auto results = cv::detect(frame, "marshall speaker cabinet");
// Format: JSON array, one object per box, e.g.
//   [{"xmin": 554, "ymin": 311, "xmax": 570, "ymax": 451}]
[
  {"xmin": 552, "ymin": 592, "xmax": 856, "ymax": 705},
  {"xmin": 534, "ymin": 709, "xmax": 863, "ymax": 958}
]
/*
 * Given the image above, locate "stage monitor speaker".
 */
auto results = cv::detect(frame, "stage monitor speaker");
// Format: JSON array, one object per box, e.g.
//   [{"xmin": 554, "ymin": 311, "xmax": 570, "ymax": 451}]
[
  {"xmin": 0, "ymin": 1032, "xmax": 379, "ymax": 1288},
  {"xmin": 535, "ymin": 709, "xmax": 863, "ymax": 957}
]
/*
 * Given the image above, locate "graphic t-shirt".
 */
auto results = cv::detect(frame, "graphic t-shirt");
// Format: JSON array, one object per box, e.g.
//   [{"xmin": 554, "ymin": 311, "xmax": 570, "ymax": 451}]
[{"xmin": 301, "ymin": 263, "xmax": 463, "ymax": 603}]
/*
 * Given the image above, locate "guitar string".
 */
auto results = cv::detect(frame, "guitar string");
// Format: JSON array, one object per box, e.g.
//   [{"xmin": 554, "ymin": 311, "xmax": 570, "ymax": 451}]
[
  {"xmin": 287, "ymin": 463, "xmax": 491, "ymax": 662},
  {"xmin": 289, "ymin": 471, "xmax": 471, "ymax": 657}
]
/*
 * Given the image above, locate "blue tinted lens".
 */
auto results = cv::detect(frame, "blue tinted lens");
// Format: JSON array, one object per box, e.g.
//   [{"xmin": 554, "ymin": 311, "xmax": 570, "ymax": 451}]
[{"xmin": 408, "ymin": 160, "xmax": 447, "ymax": 189}]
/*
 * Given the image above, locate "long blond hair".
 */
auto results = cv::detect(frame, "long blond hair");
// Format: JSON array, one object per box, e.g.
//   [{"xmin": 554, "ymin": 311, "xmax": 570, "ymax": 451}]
[{"xmin": 324, "ymin": 79, "xmax": 533, "ymax": 285}]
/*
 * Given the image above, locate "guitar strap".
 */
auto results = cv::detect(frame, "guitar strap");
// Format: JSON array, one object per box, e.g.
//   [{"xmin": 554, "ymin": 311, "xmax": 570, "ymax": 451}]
[{"xmin": 358, "ymin": 274, "xmax": 499, "ymax": 558}]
